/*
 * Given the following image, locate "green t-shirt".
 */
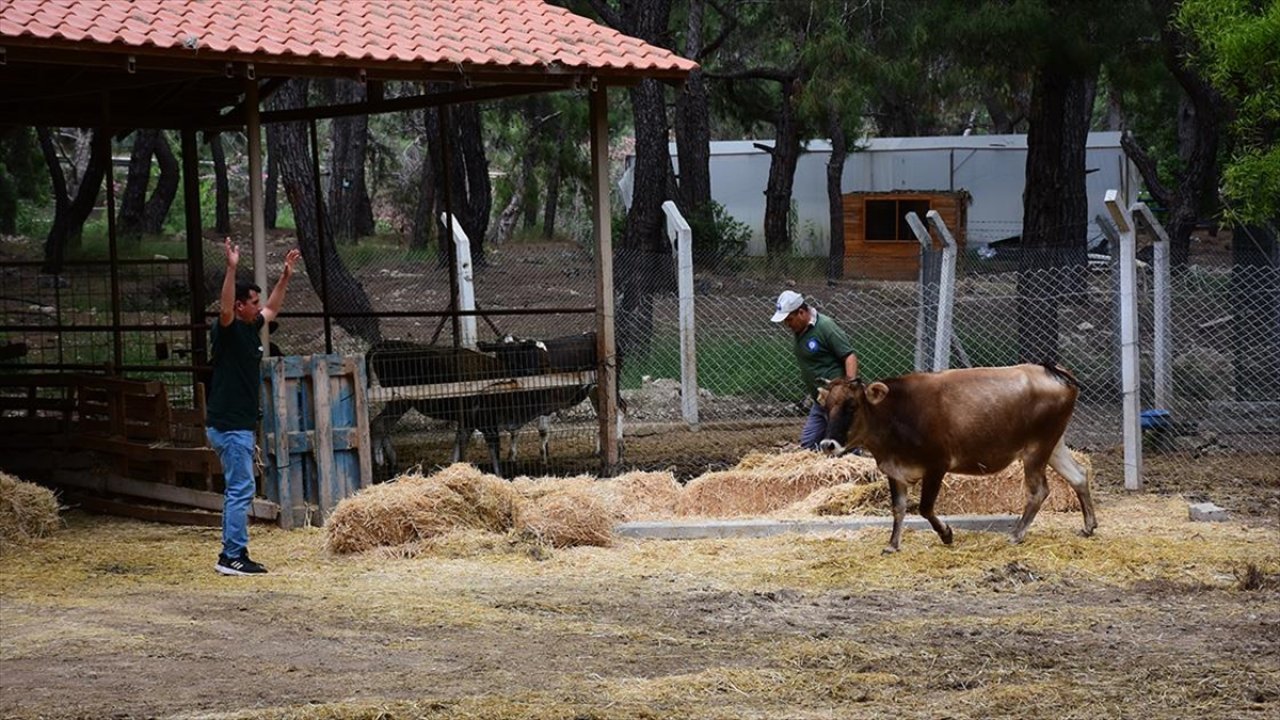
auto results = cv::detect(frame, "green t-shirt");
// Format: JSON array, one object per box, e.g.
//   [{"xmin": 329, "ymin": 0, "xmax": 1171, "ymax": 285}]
[
  {"xmin": 793, "ymin": 312, "xmax": 855, "ymax": 400},
  {"xmin": 206, "ymin": 315, "xmax": 265, "ymax": 431}
]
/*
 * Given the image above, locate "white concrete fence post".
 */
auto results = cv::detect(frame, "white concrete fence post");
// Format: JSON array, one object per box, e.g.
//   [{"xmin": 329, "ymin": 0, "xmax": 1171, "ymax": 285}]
[
  {"xmin": 1133, "ymin": 202, "xmax": 1172, "ymax": 411},
  {"xmin": 927, "ymin": 210, "xmax": 958, "ymax": 371},
  {"xmin": 906, "ymin": 212, "xmax": 935, "ymax": 371},
  {"xmin": 1104, "ymin": 189, "xmax": 1143, "ymax": 491},
  {"xmin": 662, "ymin": 200, "xmax": 699, "ymax": 429},
  {"xmin": 441, "ymin": 212, "xmax": 478, "ymax": 349}
]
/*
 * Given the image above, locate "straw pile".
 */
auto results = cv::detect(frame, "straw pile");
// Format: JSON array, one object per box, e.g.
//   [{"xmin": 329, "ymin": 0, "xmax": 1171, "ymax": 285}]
[
  {"xmin": 936, "ymin": 449, "xmax": 1090, "ymax": 515},
  {"xmin": 776, "ymin": 449, "xmax": 1091, "ymax": 517},
  {"xmin": 591, "ymin": 470, "xmax": 682, "ymax": 521},
  {"xmin": 677, "ymin": 451, "xmax": 882, "ymax": 517},
  {"xmin": 324, "ymin": 464, "xmax": 520, "ymax": 554},
  {"xmin": 0, "ymin": 471, "xmax": 61, "ymax": 551},
  {"xmin": 516, "ymin": 488, "xmax": 615, "ymax": 548}
]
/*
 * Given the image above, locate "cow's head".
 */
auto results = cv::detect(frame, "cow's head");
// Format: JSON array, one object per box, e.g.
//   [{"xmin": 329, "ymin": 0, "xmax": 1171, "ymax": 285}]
[{"xmin": 816, "ymin": 377, "xmax": 888, "ymax": 456}]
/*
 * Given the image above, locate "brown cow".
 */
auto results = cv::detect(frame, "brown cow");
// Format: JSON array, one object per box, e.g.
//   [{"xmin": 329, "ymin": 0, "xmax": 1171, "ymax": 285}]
[{"xmin": 816, "ymin": 364, "xmax": 1097, "ymax": 552}]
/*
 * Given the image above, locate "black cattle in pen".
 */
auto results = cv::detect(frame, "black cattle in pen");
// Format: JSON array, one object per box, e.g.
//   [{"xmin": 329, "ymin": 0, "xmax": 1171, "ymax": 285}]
[
  {"xmin": 365, "ymin": 333, "xmax": 622, "ymax": 476},
  {"xmin": 365, "ymin": 340, "xmax": 510, "ymax": 475}
]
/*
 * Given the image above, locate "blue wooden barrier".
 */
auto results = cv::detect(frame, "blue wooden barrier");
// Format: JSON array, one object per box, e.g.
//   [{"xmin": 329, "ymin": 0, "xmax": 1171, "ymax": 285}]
[{"xmin": 260, "ymin": 355, "xmax": 372, "ymax": 529}]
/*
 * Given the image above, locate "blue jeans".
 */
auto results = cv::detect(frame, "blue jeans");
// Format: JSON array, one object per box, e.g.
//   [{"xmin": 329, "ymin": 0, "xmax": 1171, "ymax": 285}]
[
  {"xmin": 206, "ymin": 428, "xmax": 256, "ymax": 559},
  {"xmin": 799, "ymin": 402, "xmax": 828, "ymax": 450}
]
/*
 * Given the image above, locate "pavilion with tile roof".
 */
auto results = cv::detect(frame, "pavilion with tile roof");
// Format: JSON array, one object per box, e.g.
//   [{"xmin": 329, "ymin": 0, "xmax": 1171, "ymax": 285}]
[{"xmin": 0, "ymin": 0, "xmax": 696, "ymax": 470}]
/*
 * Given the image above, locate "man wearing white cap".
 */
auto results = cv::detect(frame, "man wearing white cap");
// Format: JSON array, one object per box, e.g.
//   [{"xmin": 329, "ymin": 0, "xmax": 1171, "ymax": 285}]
[{"xmin": 772, "ymin": 290, "xmax": 859, "ymax": 449}]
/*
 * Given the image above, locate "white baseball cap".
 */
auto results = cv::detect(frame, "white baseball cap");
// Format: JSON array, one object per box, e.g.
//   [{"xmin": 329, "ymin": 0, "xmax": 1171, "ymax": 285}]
[{"xmin": 771, "ymin": 290, "xmax": 805, "ymax": 322}]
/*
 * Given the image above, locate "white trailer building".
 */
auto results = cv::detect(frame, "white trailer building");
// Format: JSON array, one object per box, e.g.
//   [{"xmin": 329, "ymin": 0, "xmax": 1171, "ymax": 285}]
[{"xmin": 620, "ymin": 132, "xmax": 1142, "ymax": 257}]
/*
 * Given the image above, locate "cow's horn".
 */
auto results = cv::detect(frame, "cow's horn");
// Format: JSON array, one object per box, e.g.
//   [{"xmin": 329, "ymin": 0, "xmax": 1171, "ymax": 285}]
[{"xmin": 819, "ymin": 377, "xmax": 832, "ymax": 387}]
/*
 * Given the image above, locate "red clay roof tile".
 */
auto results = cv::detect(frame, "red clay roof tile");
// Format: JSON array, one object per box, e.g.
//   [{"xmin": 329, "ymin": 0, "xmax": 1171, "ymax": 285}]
[{"xmin": 1, "ymin": 0, "xmax": 695, "ymax": 78}]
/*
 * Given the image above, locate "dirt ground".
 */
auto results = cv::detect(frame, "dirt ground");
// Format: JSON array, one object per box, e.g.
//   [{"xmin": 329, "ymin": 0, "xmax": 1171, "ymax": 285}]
[{"xmin": 2, "ymin": 433, "xmax": 1278, "ymax": 720}]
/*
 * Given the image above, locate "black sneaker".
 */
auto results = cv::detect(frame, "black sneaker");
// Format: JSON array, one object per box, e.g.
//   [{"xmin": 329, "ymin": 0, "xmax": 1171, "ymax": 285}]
[{"xmin": 215, "ymin": 553, "xmax": 268, "ymax": 576}]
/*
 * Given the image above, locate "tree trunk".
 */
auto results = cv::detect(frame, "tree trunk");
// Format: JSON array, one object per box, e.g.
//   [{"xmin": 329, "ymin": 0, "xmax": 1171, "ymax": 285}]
[
  {"xmin": 542, "ymin": 156, "xmax": 561, "ymax": 239},
  {"xmin": 411, "ymin": 147, "xmax": 436, "ymax": 251},
  {"xmin": 209, "ymin": 132, "xmax": 233, "ymax": 234},
  {"xmin": 140, "ymin": 131, "xmax": 178, "ymax": 235},
  {"xmin": 422, "ymin": 87, "xmax": 491, "ymax": 266},
  {"xmin": 118, "ymin": 130, "xmax": 158, "ymax": 239},
  {"xmin": 826, "ymin": 101, "xmax": 847, "ymax": 281},
  {"xmin": 520, "ymin": 99, "xmax": 542, "ymax": 231},
  {"xmin": 38, "ymin": 127, "xmax": 108, "ymax": 274},
  {"xmin": 1016, "ymin": 64, "xmax": 1095, "ymax": 363},
  {"xmin": 1119, "ymin": 4, "xmax": 1226, "ymax": 271},
  {"xmin": 328, "ymin": 79, "xmax": 376, "ymax": 243},
  {"xmin": 620, "ymin": 76, "xmax": 675, "ymax": 359},
  {"xmin": 266, "ymin": 80, "xmax": 382, "ymax": 344},
  {"xmin": 603, "ymin": 0, "xmax": 676, "ymax": 360},
  {"xmin": 763, "ymin": 77, "xmax": 803, "ymax": 257},
  {"xmin": 674, "ymin": 0, "xmax": 711, "ymax": 218}
]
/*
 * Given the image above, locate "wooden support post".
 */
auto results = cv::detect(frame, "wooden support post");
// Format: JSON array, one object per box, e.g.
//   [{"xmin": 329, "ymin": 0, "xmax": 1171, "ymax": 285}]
[
  {"xmin": 905, "ymin": 212, "xmax": 935, "ymax": 371},
  {"xmin": 589, "ymin": 81, "xmax": 619, "ymax": 473},
  {"xmin": 245, "ymin": 77, "xmax": 268, "ymax": 350},
  {"xmin": 1133, "ymin": 202, "xmax": 1172, "ymax": 410}
]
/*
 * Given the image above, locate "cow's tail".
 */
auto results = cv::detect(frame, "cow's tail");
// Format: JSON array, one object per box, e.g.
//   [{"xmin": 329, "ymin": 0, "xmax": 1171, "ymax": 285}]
[{"xmin": 1042, "ymin": 363, "xmax": 1079, "ymax": 389}]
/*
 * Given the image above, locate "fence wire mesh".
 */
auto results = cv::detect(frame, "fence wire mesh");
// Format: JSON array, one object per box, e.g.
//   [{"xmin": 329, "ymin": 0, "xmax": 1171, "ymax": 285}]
[{"xmin": 3, "ymin": 215, "xmax": 1275, "ymax": 482}]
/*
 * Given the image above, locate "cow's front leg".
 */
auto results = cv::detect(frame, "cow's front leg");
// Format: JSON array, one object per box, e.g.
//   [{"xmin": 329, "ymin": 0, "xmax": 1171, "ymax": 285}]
[
  {"xmin": 884, "ymin": 475, "xmax": 909, "ymax": 553},
  {"xmin": 538, "ymin": 415, "xmax": 551, "ymax": 464}
]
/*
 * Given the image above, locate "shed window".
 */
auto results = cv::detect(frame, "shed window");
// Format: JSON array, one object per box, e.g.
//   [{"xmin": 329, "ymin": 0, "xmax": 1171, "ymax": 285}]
[{"xmin": 865, "ymin": 199, "xmax": 931, "ymax": 241}]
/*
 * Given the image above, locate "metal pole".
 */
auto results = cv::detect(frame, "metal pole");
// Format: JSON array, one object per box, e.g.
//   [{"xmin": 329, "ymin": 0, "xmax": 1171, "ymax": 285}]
[
  {"xmin": 436, "ymin": 104, "xmax": 461, "ymax": 348},
  {"xmin": 180, "ymin": 127, "xmax": 208, "ymax": 392},
  {"xmin": 100, "ymin": 119, "xmax": 123, "ymax": 372},
  {"xmin": 245, "ymin": 77, "xmax": 268, "ymax": 349},
  {"xmin": 308, "ymin": 118, "xmax": 334, "ymax": 353}
]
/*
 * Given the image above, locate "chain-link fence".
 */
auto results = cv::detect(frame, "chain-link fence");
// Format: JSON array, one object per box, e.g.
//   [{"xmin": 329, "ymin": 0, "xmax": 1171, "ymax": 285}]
[
  {"xmin": 603, "ymin": 217, "xmax": 1277, "ymax": 469},
  {"xmin": 4, "ymin": 210, "xmax": 1275, "ymax": 481}
]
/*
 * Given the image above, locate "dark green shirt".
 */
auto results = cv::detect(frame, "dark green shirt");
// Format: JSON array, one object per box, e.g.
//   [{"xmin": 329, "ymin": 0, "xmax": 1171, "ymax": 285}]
[
  {"xmin": 793, "ymin": 312, "xmax": 855, "ymax": 400},
  {"xmin": 206, "ymin": 315, "xmax": 265, "ymax": 431}
]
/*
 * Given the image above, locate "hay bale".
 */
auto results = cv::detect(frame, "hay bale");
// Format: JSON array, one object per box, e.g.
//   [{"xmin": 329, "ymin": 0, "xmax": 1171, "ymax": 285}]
[
  {"xmin": 430, "ymin": 463, "xmax": 522, "ymax": 532},
  {"xmin": 678, "ymin": 451, "xmax": 881, "ymax": 517},
  {"xmin": 594, "ymin": 470, "xmax": 681, "ymax": 521},
  {"xmin": 0, "ymin": 472, "xmax": 60, "ymax": 551},
  {"xmin": 784, "ymin": 482, "xmax": 892, "ymax": 517},
  {"xmin": 510, "ymin": 474, "xmax": 597, "ymax": 502},
  {"xmin": 325, "ymin": 468, "xmax": 491, "ymax": 554},
  {"xmin": 935, "ymin": 450, "xmax": 1090, "ymax": 515},
  {"xmin": 517, "ymin": 488, "xmax": 614, "ymax": 548}
]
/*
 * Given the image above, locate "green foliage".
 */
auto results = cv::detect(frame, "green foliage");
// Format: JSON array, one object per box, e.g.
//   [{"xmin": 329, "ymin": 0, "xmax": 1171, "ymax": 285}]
[
  {"xmin": 66, "ymin": 224, "xmax": 189, "ymax": 261},
  {"xmin": 685, "ymin": 200, "xmax": 750, "ymax": 267},
  {"xmin": 0, "ymin": 128, "xmax": 49, "ymax": 235},
  {"xmin": 335, "ymin": 236, "xmax": 433, "ymax": 271},
  {"xmin": 1178, "ymin": 0, "xmax": 1280, "ymax": 223}
]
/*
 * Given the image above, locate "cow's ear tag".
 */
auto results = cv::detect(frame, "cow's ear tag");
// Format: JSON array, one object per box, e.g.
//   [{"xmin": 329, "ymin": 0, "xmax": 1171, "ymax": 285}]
[
  {"xmin": 816, "ymin": 387, "xmax": 829, "ymax": 406},
  {"xmin": 866, "ymin": 382, "xmax": 889, "ymax": 405}
]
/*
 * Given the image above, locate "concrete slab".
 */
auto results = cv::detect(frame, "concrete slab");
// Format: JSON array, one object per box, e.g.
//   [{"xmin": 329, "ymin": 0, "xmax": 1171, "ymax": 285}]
[
  {"xmin": 1188, "ymin": 502, "xmax": 1230, "ymax": 522},
  {"xmin": 615, "ymin": 515, "xmax": 1018, "ymax": 540}
]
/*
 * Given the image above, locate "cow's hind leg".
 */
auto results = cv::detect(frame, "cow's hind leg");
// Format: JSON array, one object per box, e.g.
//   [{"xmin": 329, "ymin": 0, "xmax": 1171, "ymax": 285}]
[
  {"xmin": 1013, "ymin": 451, "xmax": 1053, "ymax": 543},
  {"xmin": 884, "ymin": 475, "xmax": 910, "ymax": 553},
  {"xmin": 1048, "ymin": 438, "xmax": 1097, "ymax": 537},
  {"xmin": 918, "ymin": 469, "xmax": 953, "ymax": 546}
]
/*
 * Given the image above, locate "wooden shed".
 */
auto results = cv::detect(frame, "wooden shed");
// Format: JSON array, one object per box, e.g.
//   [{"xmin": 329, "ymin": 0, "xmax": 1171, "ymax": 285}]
[{"xmin": 842, "ymin": 191, "xmax": 969, "ymax": 280}]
